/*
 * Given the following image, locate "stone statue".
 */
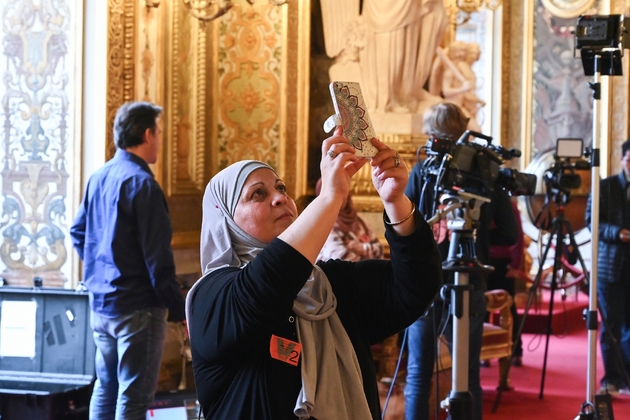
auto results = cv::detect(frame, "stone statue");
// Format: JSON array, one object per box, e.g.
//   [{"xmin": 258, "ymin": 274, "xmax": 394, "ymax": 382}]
[
  {"xmin": 459, "ymin": 42, "xmax": 486, "ymax": 128},
  {"xmin": 439, "ymin": 41, "xmax": 470, "ymax": 108},
  {"xmin": 319, "ymin": 0, "xmax": 448, "ymax": 115},
  {"xmin": 429, "ymin": 41, "xmax": 484, "ymax": 131}
]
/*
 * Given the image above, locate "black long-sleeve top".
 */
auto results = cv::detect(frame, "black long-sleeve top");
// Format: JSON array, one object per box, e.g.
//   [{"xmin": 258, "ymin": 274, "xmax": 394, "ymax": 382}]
[{"xmin": 187, "ymin": 211, "xmax": 442, "ymax": 419}]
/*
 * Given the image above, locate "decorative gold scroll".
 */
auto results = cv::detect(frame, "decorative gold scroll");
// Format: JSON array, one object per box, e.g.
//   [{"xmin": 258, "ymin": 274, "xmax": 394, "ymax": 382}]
[{"xmin": 106, "ymin": 0, "xmax": 137, "ymax": 161}]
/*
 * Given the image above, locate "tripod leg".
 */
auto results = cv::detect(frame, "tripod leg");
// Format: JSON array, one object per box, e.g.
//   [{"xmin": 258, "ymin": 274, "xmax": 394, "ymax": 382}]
[
  {"xmin": 539, "ymin": 222, "xmax": 564, "ymax": 399},
  {"xmin": 492, "ymin": 224, "xmax": 557, "ymax": 412}
]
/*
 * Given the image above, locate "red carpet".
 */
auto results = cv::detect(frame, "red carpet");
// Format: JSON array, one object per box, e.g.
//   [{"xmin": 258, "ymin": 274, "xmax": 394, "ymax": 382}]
[
  {"xmin": 379, "ymin": 288, "xmax": 630, "ymax": 419},
  {"xmin": 481, "ymin": 329, "xmax": 630, "ymax": 419},
  {"xmin": 516, "ymin": 291, "xmax": 588, "ymax": 335},
  {"xmin": 380, "ymin": 329, "xmax": 630, "ymax": 419}
]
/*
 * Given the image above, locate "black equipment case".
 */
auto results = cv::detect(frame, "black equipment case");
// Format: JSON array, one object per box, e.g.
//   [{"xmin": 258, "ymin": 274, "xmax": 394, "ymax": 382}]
[{"xmin": 0, "ymin": 286, "xmax": 95, "ymax": 420}]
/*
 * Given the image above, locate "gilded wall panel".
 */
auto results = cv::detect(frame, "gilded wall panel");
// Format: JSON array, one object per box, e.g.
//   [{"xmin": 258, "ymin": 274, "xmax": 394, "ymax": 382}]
[
  {"xmin": 136, "ymin": 4, "xmax": 161, "ymax": 104},
  {"xmin": 136, "ymin": 3, "xmax": 165, "ymax": 184},
  {"xmin": 205, "ymin": 0, "xmax": 310, "ymax": 199},
  {"xmin": 102, "ymin": 0, "xmax": 310, "ymax": 264},
  {"xmin": 0, "ymin": 0, "xmax": 83, "ymax": 287},
  {"xmin": 216, "ymin": 3, "xmax": 283, "ymax": 170}
]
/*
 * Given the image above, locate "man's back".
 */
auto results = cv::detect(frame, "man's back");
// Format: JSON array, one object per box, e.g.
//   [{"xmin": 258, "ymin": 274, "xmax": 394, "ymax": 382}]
[{"xmin": 71, "ymin": 149, "xmax": 184, "ymax": 320}]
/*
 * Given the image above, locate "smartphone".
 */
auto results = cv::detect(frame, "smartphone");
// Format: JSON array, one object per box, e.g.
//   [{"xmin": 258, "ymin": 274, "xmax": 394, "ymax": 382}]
[{"xmin": 327, "ymin": 81, "xmax": 379, "ymax": 158}]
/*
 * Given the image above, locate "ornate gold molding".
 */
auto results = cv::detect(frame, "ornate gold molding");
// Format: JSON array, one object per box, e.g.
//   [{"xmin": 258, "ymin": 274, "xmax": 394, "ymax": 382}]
[
  {"xmin": 284, "ymin": 0, "xmax": 310, "ymax": 198},
  {"xmin": 163, "ymin": 0, "xmax": 207, "ymax": 196},
  {"xmin": 106, "ymin": 0, "xmax": 136, "ymax": 160},
  {"xmin": 501, "ymin": 0, "xmax": 530, "ymax": 170}
]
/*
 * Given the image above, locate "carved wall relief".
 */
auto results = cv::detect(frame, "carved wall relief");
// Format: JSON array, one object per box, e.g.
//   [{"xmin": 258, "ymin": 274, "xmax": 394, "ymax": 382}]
[
  {"xmin": 0, "ymin": 0, "xmax": 83, "ymax": 287},
  {"xmin": 106, "ymin": 0, "xmax": 136, "ymax": 161}
]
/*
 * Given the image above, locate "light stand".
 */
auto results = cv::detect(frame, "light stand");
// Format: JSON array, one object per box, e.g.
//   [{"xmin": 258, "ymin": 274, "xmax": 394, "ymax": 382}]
[
  {"xmin": 580, "ymin": 52, "xmax": 602, "ymax": 420},
  {"xmin": 573, "ymin": 13, "xmax": 630, "ymax": 418}
]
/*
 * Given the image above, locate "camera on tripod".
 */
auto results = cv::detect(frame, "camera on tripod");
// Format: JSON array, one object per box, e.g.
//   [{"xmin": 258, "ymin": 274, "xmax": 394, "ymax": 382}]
[
  {"xmin": 423, "ymin": 130, "xmax": 537, "ymax": 201},
  {"xmin": 543, "ymin": 138, "xmax": 590, "ymax": 201}
]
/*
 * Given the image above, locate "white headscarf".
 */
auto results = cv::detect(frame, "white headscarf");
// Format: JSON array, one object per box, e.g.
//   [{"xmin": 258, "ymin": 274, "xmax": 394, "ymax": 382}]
[
  {"xmin": 199, "ymin": 160, "xmax": 271, "ymax": 274},
  {"xmin": 188, "ymin": 160, "xmax": 372, "ymax": 420}
]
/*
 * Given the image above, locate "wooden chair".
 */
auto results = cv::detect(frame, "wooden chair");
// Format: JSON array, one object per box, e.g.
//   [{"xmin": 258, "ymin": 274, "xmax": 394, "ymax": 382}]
[
  {"xmin": 372, "ymin": 289, "xmax": 515, "ymax": 391},
  {"xmin": 481, "ymin": 289, "xmax": 514, "ymax": 390}
]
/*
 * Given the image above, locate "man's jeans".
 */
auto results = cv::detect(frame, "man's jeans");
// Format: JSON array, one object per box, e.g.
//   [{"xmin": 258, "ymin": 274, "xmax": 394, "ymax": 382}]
[
  {"xmin": 89, "ymin": 307, "xmax": 167, "ymax": 420},
  {"xmin": 598, "ymin": 276, "xmax": 630, "ymax": 390}
]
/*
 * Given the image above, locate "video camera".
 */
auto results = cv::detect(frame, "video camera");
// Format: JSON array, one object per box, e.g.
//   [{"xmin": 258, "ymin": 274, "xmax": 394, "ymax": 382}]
[
  {"xmin": 543, "ymin": 138, "xmax": 590, "ymax": 201},
  {"xmin": 422, "ymin": 130, "xmax": 537, "ymax": 202}
]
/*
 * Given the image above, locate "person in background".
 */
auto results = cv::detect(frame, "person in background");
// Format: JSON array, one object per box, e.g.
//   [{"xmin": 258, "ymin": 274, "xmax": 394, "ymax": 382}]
[
  {"xmin": 70, "ymin": 101, "xmax": 186, "ymax": 420},
  {"xmin": 315, "ymin": 178, "xmax": 384, "ymax": 262},
  {"xmin": 487, "ymin": 198, "xmax": 526, "ymax": 366},
  {"xmin": 586, "ymin": 138, "xmax": 630, "ymax": 397},
  {"xmin": 186, "ymin": 127, "xmax": 442, "ymax": 419},
  {"xmin": 404, "ymin": 102, "xmax": 518, "ymax": 420}
]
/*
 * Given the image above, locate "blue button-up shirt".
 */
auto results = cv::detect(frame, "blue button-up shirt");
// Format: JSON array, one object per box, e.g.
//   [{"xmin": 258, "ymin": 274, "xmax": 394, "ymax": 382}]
[{"xmin": 70, "ymin": 149, "xmax": 185, "ymax": 321}]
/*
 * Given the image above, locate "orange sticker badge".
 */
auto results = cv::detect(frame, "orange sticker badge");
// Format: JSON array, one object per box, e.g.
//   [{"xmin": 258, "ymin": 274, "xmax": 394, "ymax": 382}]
[{"xmin": 270, "ymin": 334, "xmax": 302, "ymax": 366}]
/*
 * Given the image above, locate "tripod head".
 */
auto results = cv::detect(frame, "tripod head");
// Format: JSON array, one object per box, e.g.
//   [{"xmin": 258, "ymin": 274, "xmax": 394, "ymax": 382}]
[
  {"xmin": 534, "ymin": 139, "xmax": 590, "ymax": 231},
  {"xmin": 430, "ymin": 191, "xmax": 493, "ymax": 274},
  {"xmin": 440, "ymin": 191, "xmax": 487, "ymax": 232}
]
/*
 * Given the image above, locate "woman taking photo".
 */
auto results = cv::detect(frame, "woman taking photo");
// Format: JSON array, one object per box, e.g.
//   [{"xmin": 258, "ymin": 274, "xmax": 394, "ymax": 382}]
[{"xmin": 186, "ymin": 127, "xmax": 442, "ymax": 419}]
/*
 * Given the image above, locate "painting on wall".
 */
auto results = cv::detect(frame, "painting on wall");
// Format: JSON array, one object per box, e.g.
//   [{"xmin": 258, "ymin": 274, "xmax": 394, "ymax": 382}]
[{"xmin": 532, "ymin": 1, "xmax": 595, "ymax": 158}]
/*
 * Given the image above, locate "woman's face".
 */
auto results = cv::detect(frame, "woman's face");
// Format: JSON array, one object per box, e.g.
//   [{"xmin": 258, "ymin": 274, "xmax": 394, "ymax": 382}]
[{"xmin": 233, "ymin": 168, "xmax": 297, "ymax": 243}]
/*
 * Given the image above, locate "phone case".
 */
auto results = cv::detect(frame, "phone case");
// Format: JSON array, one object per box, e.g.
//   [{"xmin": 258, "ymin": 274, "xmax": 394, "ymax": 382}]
[{"xmin": 329, "ymin": 81, "xmax": 379, "ymax": 158}]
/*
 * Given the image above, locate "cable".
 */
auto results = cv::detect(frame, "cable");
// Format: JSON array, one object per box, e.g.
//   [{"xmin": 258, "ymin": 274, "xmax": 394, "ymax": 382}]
[{"xmin": 382, "ymin": 330, "xmax": 407, "ymax": 420}]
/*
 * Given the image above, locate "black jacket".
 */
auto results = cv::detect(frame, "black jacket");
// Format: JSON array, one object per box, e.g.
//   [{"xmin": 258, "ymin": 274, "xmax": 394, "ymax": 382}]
[{"xmin": 585, "ymin": 172, "xmax": 630, "ymax": 283}]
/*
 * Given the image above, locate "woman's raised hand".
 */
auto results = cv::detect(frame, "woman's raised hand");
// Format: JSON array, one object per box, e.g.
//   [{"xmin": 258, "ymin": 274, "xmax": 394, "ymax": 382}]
[
  {"xmin": 319, "ymin": 126, "xmax": 366, "ymax": 202},
  {"xmin": 368, "ymin": 137, "xmax": 408, "ymax": 204},
  {"xmin": 280, "ymin": 127, "xmax": 366, "ymax": 263},
  {"xmin": 368, "ymin": 138, "xmax": 415, "ymax": 235}
]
